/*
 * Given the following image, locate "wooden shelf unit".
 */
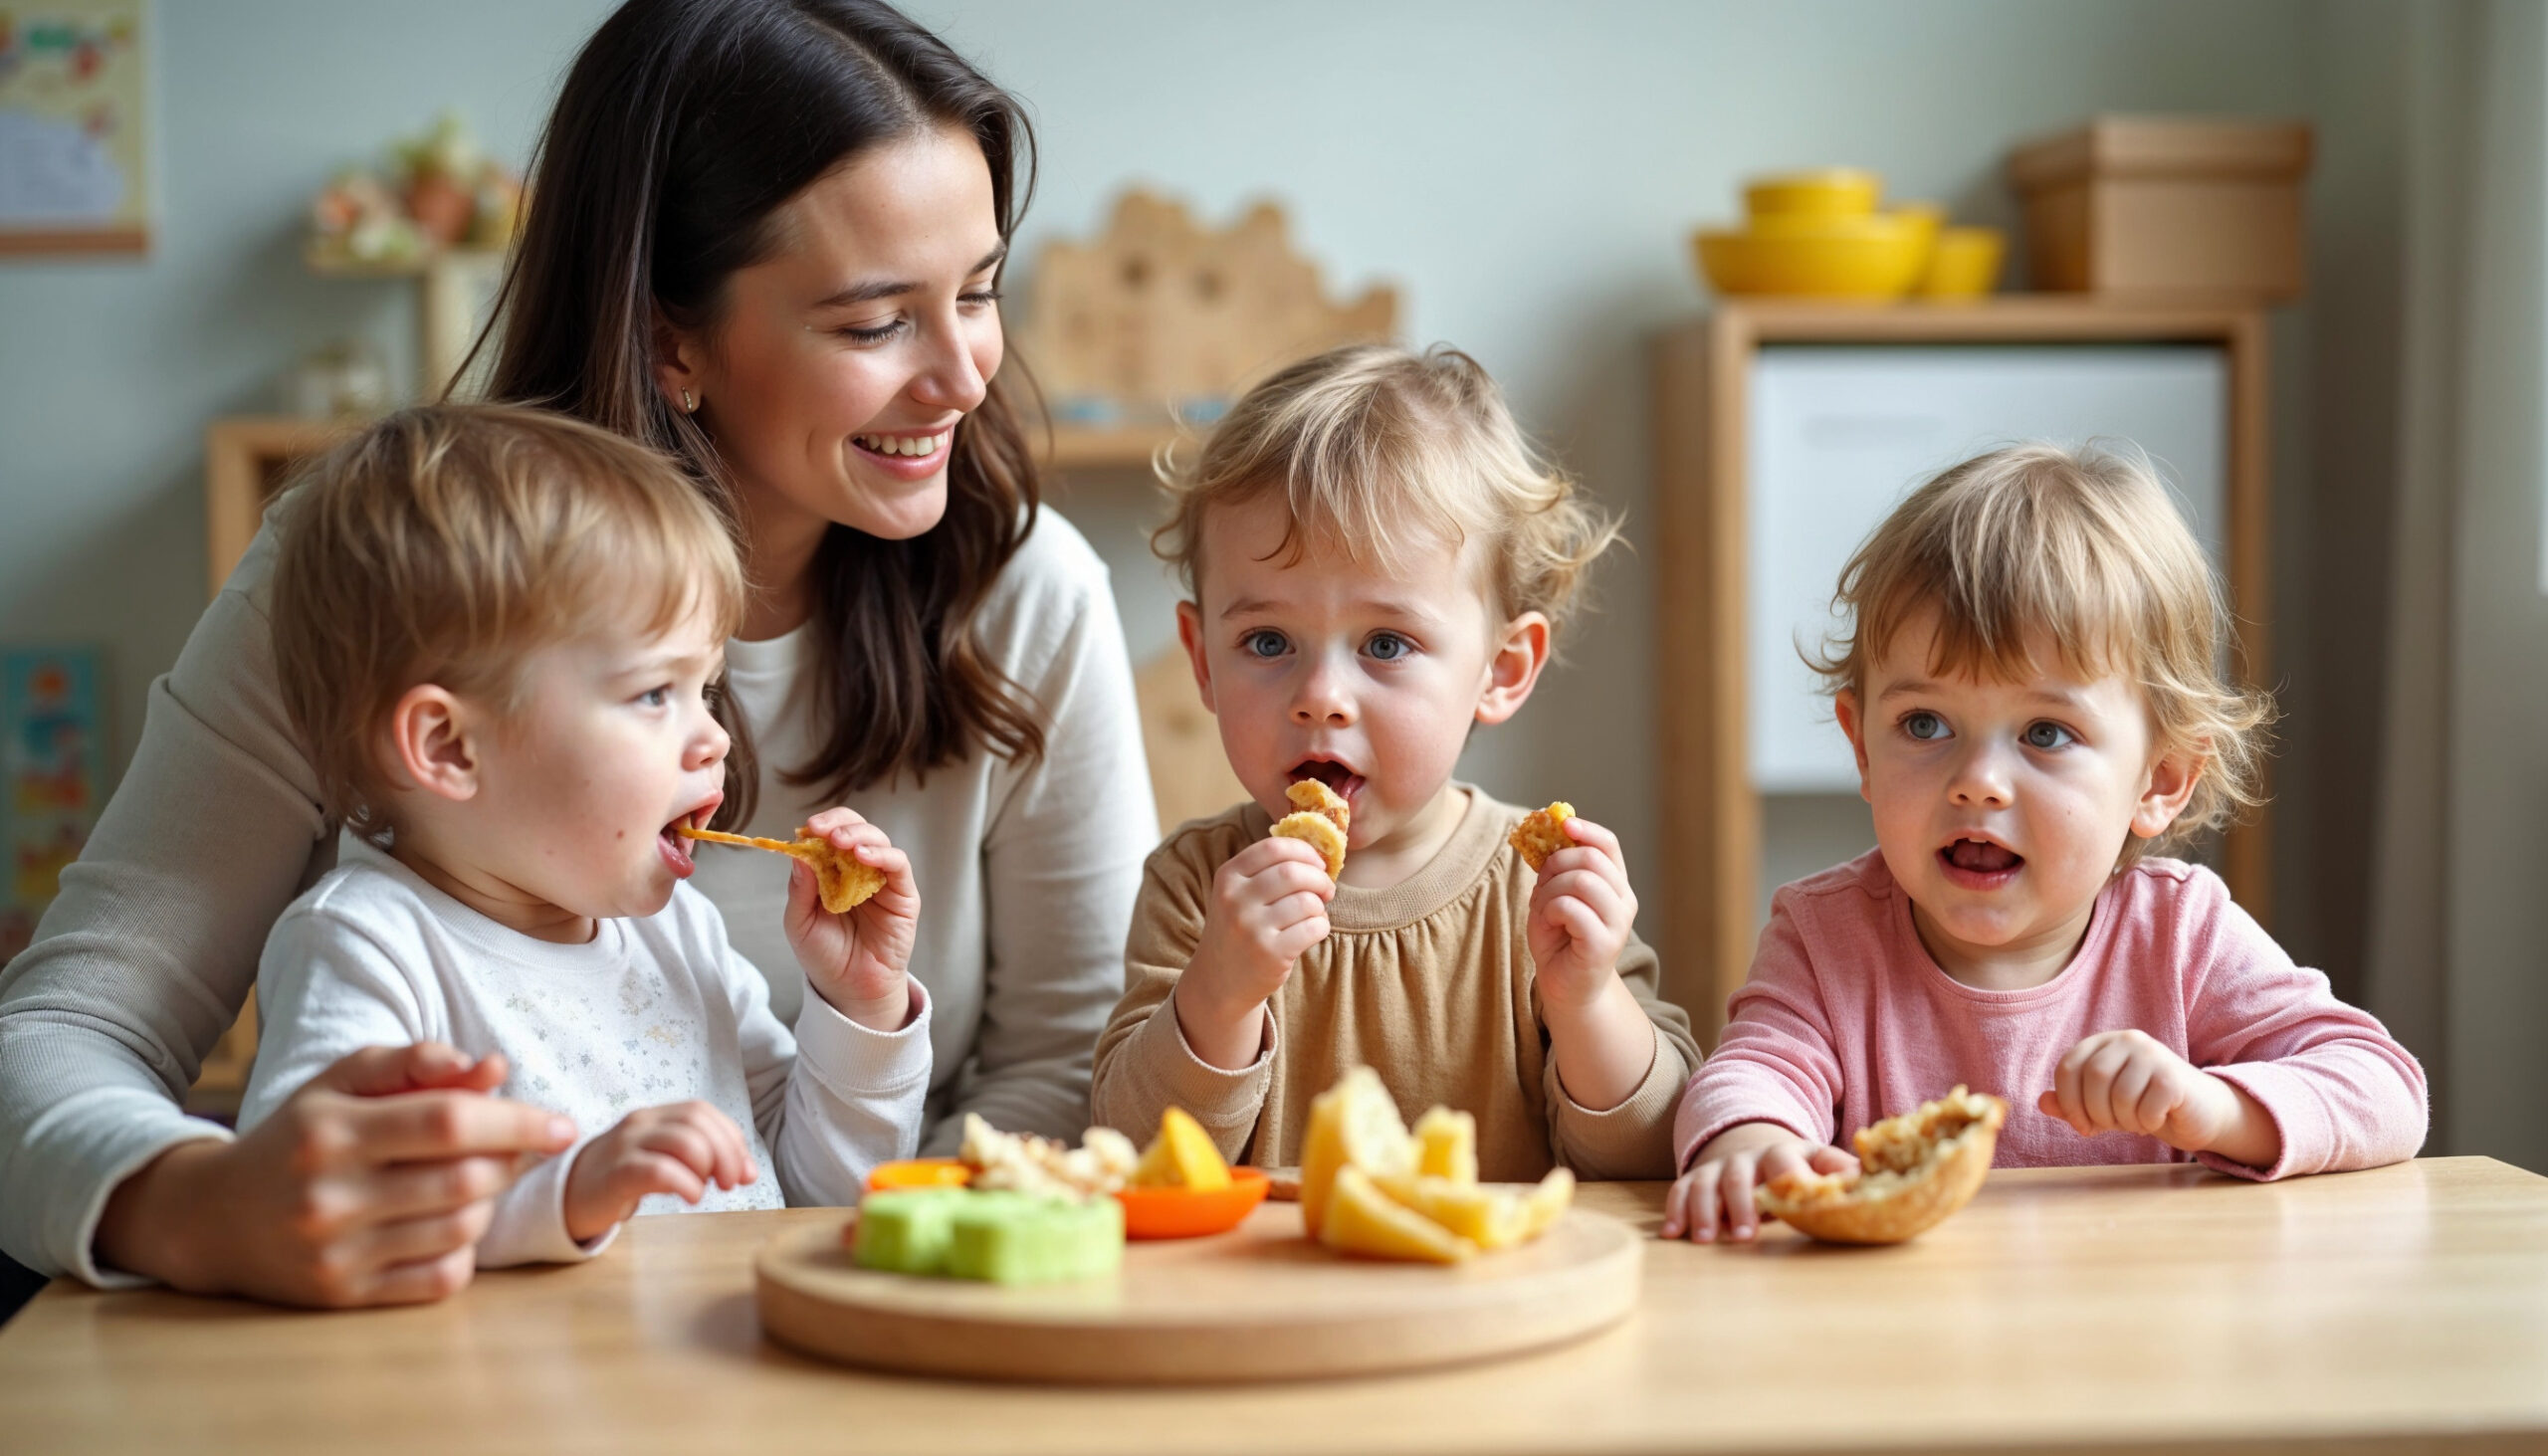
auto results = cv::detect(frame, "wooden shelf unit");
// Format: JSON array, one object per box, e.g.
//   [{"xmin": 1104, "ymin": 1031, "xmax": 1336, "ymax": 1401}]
[{"xmin": 1652, "ymin": 297, "xmax": 2272, "ymax": 1042}]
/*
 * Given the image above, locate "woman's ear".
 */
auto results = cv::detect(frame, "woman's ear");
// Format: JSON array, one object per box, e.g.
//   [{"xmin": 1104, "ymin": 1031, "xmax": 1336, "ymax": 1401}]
[
  {"xmin": 2131, "ymin": 744, "xmax": 2206, "ymax": 842},
  {"xmin": 652, "ymin": 310, "xmax": 709, "ymax": 418},
  {"xmin": 382, "ymin": 685, "xmax": 484, "ymax": 804},
  {"xmin": 1473, "ymin": 611, "xmax": 1552, "ymax": 728}
]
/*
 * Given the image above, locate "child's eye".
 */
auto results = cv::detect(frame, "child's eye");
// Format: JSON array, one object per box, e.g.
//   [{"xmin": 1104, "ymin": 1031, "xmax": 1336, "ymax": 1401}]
[
  {"xmin": 2022, "ymin": 721, "xmax": 2077, "ymax": 750},
  {"xmin": 1902, "ymin": 711, "xmax": 1950, "ymax": 741},
  {"xmin": 637, "ymin": 686, "xmax": 671, "ymax": 709},
  {"xmin": 1363, "ymin": 632, "xmax": 1412, "ymax": 662},
  {"xmin": 1242, "ymin": 629, "xmax": 1290, "ymax": 659}
]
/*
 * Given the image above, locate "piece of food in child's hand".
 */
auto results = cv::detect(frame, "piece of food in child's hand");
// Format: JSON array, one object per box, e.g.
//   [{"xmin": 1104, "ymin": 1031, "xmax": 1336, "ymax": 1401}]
[
  {"xmin": 1132, "ymin": 1106, "xmax": 1233, "ymax": 1191},
  {"xmin": 1412, "ymin": 1106, "xmax": 1478, "ymax": 1184},
  {"xmin": 850, "ymin": 1186, "xmax": 968, "ymax": 1274},
  {"xmin": 1269, "ymin": 778, "xmax": 1351, "ymax": 879},
  {"xmin": 676, "ymin": 823, "xmax": 885, "ymax": 913},
  {"xmin": 1755, "ymin": 1085, "xmax": 2009, "ymax": 1246},
  {"xmin": 944, "ymin": 1190, "xmax": 1126, "ymax": 1285},
  {"xmin": 1299, "ymin": 1067, "xmax": 1415, "ymax": 1238},
  {"xmin": 1507, "ymin": 802, "xmax": 1576, "ymax": 872}
]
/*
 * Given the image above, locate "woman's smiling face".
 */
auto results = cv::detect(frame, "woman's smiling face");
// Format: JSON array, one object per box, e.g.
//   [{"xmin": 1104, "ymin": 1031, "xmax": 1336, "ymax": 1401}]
[{"xmin": 664, "ymin": 122, "xmax": 1006, "ymax": 547}]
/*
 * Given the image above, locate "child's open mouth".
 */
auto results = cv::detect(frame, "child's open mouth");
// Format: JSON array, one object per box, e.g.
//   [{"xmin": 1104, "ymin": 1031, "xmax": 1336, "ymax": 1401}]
[
  {"xmin": 1287, "ymin": 756, "xmax": 1365, "ymax": 812},
  {"xmin": 1938, "ymin": 836, "xmax": 2023, "ymax": 890},
  {"xmin": 657, "ymin": 803, "xmax": 719, "ymax": 879}
]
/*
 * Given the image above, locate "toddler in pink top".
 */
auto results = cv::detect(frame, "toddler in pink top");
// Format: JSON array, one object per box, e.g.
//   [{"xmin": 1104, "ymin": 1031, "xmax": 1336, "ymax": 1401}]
[{"xmin": 1663, "ymin": 444, "xmax": 2427, "ymax": 1243}]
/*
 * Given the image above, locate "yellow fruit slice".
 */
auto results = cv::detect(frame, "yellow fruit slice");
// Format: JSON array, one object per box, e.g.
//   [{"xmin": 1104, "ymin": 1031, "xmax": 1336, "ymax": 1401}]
[
  {"xmin": 1522, "ymin": 1166, "xmax": 1576, "ymax": 1238},
  {"xmin": 1131, "ymin": 1107, "xmax": 1232, "ymax": 1191},
  {"xmin": 1299, "ymin": 1067, "xmax": 1414, "ymax": 1238},
  {"xmin": 1412, "ymin": 1106, "xmax": 1478, "ymax": 1184},
  {"xmin": 1319, "ymin": 1166, "xmax": 1476, "ymax": 1264},
  {"xmin": 1372, "ymin": 1172, "xmax": 1530, "ymax": 1249}
]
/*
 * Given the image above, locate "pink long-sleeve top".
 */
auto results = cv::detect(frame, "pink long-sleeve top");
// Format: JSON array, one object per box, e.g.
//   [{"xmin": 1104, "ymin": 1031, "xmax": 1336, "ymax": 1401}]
[{"xmin": 1674, "ymin": 850, "xmax": 2428, "ymax": 1181}]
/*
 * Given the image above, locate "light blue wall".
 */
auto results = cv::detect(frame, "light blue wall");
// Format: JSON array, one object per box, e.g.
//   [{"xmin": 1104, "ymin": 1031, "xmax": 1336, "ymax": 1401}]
[{"xmin": 0, "ymin": 0, "xmax": 2323, "ymax": 951}]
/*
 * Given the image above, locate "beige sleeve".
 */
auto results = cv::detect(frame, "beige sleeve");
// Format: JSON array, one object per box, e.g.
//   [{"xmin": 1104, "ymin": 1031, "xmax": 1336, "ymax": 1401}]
[
  {"xmin": 0, "ymin": 523, "xmax": 332, "ymax": 1283},
  {"xmin": 1088, "ymin": 835, "xmax": 1273, "ymax": 1160},
  {"xmin": 1538, "ymin": 929, "xmax": 1702, "ymax": 1179}
]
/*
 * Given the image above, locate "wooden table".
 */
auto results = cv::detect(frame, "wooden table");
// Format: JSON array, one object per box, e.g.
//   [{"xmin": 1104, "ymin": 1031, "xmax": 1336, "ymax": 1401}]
[{"xmin": 4, "ymin": 1157, "xmax": 2543, "ymax": 1455}]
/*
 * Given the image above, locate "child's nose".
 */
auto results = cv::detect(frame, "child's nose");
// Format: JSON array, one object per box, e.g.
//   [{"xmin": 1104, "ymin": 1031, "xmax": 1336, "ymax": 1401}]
[
  {"xmin": 1290, "ymin": 655, "xmax": 1357, "ymax": 727},
  {"xmin": 1947, "ymin": 742, "xmax": 2014, "ymax": 808},
  {"xmin": 687, "ymin": 714, "xmax": 731, "ymax": 772}
]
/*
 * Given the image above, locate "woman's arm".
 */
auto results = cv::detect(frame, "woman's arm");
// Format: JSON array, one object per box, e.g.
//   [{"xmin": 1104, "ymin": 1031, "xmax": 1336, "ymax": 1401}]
[
  {"xmin": 935, "ymin": 522, "xmax": 1158, "ymax": 1148},
  {"xmin": 0, "ymin": 526, "xmax": 570, "ymax": 1297}
]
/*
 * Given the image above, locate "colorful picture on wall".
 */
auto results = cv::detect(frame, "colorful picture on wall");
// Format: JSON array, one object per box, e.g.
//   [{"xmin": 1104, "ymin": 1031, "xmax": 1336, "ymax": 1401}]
[
  {"xmin": 0, "ymin": 1, "xmax": 150, "ymax": 256},
  {"xmin": 0, "ymin": 646, "xmax": 106, "ymax": 965}
]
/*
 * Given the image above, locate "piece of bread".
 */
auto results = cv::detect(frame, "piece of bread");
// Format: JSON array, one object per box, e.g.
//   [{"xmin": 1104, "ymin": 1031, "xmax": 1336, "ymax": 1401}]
[
  {"xmin": 678, "ymin": 824, "xmax": 885, "ymax": 913},
  {"xmin": 1508, "ymin": 801, "xmax": 1576, "ymax": 871},
  {"xmin": 1270, "ymin": 778, "xmax": 1352, "ymax": 879},
  {"xmin": 1754, "ymin": 1086, "xmax": 2009, "ymax": 1245}
]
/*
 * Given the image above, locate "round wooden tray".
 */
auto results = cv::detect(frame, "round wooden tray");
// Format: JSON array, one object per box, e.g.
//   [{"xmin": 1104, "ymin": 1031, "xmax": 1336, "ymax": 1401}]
[{"xmin": 754, "ymin": 1198, "xmax": 1641, "ymax": 1384}]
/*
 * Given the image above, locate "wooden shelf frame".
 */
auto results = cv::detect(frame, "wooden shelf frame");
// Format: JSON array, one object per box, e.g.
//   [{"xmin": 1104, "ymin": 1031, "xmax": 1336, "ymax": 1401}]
[{"xmin": 1652, "ymin": 297, "xmax": 2273, "ymax": 1042}]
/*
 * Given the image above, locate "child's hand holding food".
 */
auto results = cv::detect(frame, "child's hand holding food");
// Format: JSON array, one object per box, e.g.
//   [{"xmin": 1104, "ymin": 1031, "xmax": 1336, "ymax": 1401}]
[
  {"xmin": 563, "ymin": 1100, "xmax": 758, "ymax": 1242},
  {"xmin": 785, "ymin": 807, "xmax": 919, "ymax": 1031},
  {"xmin": 1661, "ymin": 1122, "xmax": 1859, "ymax": 1243},
  {"xmin": 1173, "ymin": 836, "xmax": 1335, "ymax": 1070},
  {"xmin": 1518, "ymin": 810, "xmax": 1637, "ymax": 1010},
  {"xmin": 2037, "ymin": 1029, "xmax": 2281, "ymax": 1167}
]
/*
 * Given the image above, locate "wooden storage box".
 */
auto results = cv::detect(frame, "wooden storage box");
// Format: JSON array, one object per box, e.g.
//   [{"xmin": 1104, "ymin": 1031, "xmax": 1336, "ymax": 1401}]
[{"xmin": 2007, "ymin": 116, "xmax": 2312, "ymax": 301}]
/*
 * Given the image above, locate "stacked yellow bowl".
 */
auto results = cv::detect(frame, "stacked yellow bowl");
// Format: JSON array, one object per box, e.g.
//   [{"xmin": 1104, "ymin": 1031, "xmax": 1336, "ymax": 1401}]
[{"xmin": 1695, "ymin": 168, "xmax": 2003, "ymax": 301}]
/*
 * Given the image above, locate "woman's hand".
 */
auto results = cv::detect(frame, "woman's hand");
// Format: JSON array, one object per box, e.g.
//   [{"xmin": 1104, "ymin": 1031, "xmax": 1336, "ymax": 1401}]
[
  {"xmin": 1660, "ymin": 1122, "xmax": 1858, "ymax": 1244},
  {"xmin": 94, "ymin": 1044, "xmax": 575, "ymax": 1308},
  {"xmin": 786, "ymin": 807, "xmax": 918, "ymax": 1031},
  {"xmin": 1173, "ymin": 836, "xmax": 1335, "ymax": 1071},
  {"xmin": 2039, "ymin": 1029, "xmax": 2282, "ymax": 1168},
  {"xmin": 562, "ymin": 1101, "xmax": 755, "ymax": 1243}
]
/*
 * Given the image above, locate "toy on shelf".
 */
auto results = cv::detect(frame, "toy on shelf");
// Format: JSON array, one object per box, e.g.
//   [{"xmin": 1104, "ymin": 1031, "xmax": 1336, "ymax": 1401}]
[
  {"xmin": 307, "ymin": 111, "xmax": 521, "ymax": 268},
  {"xmin": 1016, "ymin": 190, "xmax": 1396, "ymax": 430}
]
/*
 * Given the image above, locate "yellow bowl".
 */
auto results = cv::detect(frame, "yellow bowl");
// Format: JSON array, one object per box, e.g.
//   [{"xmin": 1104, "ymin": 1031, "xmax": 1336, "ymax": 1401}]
[
  {"xmin": 1743, "ymin": 167, "xmax": 1881, "ymax": 220},
  {"xmin": 1917, "ymin": 226, "xmax": 2007, "ymax": 299},
  {"xmin": 1695, "ymin": 213, "xmax": 1931, "ymax": 300}
]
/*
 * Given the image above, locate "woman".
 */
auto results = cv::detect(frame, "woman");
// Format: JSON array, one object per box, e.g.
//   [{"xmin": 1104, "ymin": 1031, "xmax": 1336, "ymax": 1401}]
[{"xmin": 0, "ymin": 0, "xmax": 1155, "ymax": 1308}]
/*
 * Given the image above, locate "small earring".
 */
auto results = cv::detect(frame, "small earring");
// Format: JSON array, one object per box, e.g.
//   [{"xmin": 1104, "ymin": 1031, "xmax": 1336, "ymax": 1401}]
[{"xmin": 681, "ymin": 388, "xmax": 697, "ymax": 414}]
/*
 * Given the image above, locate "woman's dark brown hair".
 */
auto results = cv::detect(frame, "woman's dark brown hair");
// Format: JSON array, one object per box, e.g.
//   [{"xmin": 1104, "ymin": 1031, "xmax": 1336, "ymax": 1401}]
[{"xmin": 477, "ymin": 0, "xmax": 1045, "ymax": 822}]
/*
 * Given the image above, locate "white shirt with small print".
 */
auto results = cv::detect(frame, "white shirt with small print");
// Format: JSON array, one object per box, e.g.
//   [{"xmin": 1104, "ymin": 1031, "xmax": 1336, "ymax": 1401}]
[{"xmin": 238, "ymin": 835, "xmax": 931, "ymax": 1265}]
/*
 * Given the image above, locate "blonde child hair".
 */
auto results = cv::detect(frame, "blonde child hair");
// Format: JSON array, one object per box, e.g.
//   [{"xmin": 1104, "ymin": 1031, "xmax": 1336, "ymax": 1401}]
[
  {"xmin": 269, "ymin": 403, "xmax": 744, "ymax": 843},
  {"xmin": 1812, "ymin": 442, "xmax": 2274, "ymax": 858},
  {"xmin": 1151, "ymin": 342, "xmax": 1619, "ymax": 635}
]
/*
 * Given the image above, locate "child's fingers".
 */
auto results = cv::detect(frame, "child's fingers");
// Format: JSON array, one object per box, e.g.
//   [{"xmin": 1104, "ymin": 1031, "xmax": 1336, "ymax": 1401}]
[
  {"xmin": 801, "ymin": 806, "xmax": 872, "ymax": 842},
  {"xmin": 1244, "ymin": 858, "xmax": 1337, "ymax": 906},
  {"xmin": 1678, "ymin": 1165, "xmax": 1725, "ymax": 1242},
  {"xmin": 1560, "ymin": 814, "xmax": 1621, "ymax": 860},
  {"xmin": 1719, "ymin": 1155, "xmax": 1761, "ymax": 1240},
  {"xmin": 617, "ymin": 1150, "xmax": 709, "ymax": 1207},
  {"xmin": 1804, "ymin": 1143, "xmax": 1860, "ymax": 1175},
  {"xmin": 1265, "ymin": 889, "xmax": 1331, "ymax": 933},
  {"xmin": 1229, "ymin": 835, "xmax": 1325, "ymax": 878},
  {"xmin": 1536, "ymin": 868, "xmax": 1628, "ymax": 930},
  {"xmin": 1546, "ymin": 897, "xmax": 1607, "ymax": 953},
  {"xmin": 634, "ymin": 1118, "xmax": 723, "ymax": 1183},
  {"xmin": 2079, "ymin": 1038, "xmax": 2136, "ymax": 1131},
  {"xmin": 1268, "ymin": 916, "xmax": 1330, "ymax": 965},
  {"xmin": 2048, "ymin": 1043, "xmax": 2095, "ymax": 1133},
  {"xmin": 1659, "ymin": 1171, "xmax": 1698, "ymax": 1240},
  {"xmin": 669, "ymin": 1105, "xmax": 747, "ymax": 1190},
  {"xmin": 2135, "ymin": 1070, "xmax": 2190, "ymax": 1136},
  {"xmin": 2108, "ymin": 1056, "xmax": 2161, "ymax": 1135}
]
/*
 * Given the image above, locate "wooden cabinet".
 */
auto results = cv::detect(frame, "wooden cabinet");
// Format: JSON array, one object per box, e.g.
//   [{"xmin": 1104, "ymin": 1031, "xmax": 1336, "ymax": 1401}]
[{"xmin": 1652, "ymin": 299, "xmax": 2271, "ymax": 1040}]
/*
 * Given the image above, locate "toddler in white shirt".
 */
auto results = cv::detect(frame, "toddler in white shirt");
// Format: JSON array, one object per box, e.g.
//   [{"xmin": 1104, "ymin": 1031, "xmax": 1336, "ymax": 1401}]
[{"xmin": 240, "ymin": 404, "xmax": 933, "ymax": 1266}]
